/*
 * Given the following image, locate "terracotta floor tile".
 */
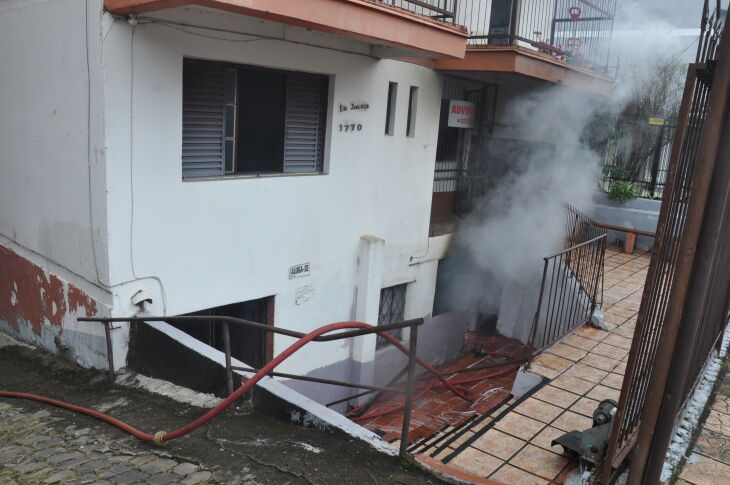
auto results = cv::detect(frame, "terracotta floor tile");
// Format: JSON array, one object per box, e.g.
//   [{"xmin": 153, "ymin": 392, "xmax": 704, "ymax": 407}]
[
  {"xmin": 550, "ymin": 374, "xmax": 595, "ymax": 395},
  {"xmin": 679, "ymin": 452, "xmax": 730, "ymax": 485},
  {"xmin": 704, "ymin": 409, "xmax": 730, "ymax": 437},
  {"xmin": 574, "ymin": 326, "xmax": 608, "ymax": 342},
  {"xmin": 587, "ymin": 385, "xmax": 621, "ymax": 402},
  {"xmin": 494, "ymin": 412, "xmax": 546, "ymax": 441},
  {"xmin": 533, "ymin": 353, "xmax": 574, "ymax": 372},
  {"xmin": 562, "ymin": 334, "xmax": 598, "ymax": 352},
  {"xmin": 530, "ymin": 364, "xmax": 561, "ymax": 380},
  {"xmin": 581, "ymin": 353, "xmax": 620, "ymax": 372},
  {"xmin": 530, "ymin": 425, "xmax": 569, "ymax": 454},
  {"xmin": 712, "ymin": 394, "xmax": 730, "ymax": 416},
  {"xmin": 601, "ymin": 373, "xmax": 624, "ymax": 390},
  {"xmin": 565, "ymin": 363, "xmax": 609, "ymax": 383},
  {"xmin": 613, "ymin": 325, "xmax": 636, "ymax": 339},
  {"xmin": 489, "ymin": 464, "xmax": 549, "ymax": 485},
  {"xmin": 613, "ymin": 361, "xmax": 628, "ymax": 374},
  {"xmin": 509, "ymin": 444, "xmax": 570, "ymax": 481},
  {"xmin": 449, "ymin": 446, "xmax": 503, "ymax": 477},
  {"xmin": 592, "ymin": 342, "xmax": 629, "ymax": 360},
  {"xmin": 694, "ymin": 429, "xmax": 730, "ymax": 466},
  {"xmin": 569, "ymin": 396, "xmax": 600, "ymax": 418},
  {"xmin": 449, "ymin": 430, "xmax": 476, "ymax": 448},
  {"xmin": 513, "ymin": 398, "xmax": 563, "ymax": 424},
  {"xmin": 547, "ymin": 344, "xmax": 587, "ymax": 362},
  {"xmin": 432, "ymin": 445, "xmax": 456, "ymax": 461},
  {"xmin": 602, "ymin": 334, "xmax": 633, "ymax": 349},
  {"xmin": 472, "ymin": 429, "xmax": 526, "ymax": 460},
  {"xmin": 533, "ymin": 385, "xmax": 581, "ymax": 408},
  {"xmin": 552, "ymin": 411, "xmax": 593, "ymax": 432}
]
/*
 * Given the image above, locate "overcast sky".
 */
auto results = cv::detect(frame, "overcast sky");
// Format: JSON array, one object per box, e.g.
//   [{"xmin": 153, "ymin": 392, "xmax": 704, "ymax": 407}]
[
  {"xmin": 608, "ymin": 0, "xmax": 721, "ymax": 65},
  {"xmin": 614, "ymin": 0, "xmax": 709, "ymax": 30}
]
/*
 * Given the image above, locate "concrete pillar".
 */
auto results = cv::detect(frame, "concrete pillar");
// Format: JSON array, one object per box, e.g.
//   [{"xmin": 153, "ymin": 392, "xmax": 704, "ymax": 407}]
[{"xmin": 350, "ymin": 235, "xmax": 385, "ymax": 388}]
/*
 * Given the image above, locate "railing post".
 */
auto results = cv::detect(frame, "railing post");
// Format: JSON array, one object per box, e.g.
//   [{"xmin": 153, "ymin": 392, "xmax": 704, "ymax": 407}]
[
  {"xmin": 104, "ymin": 320, "xmax": 115, "ymax": 383},
  {"xmin": 222, "ymin": 321, "xmax": 234, "ymax": 396},
  {"xmin": 399, "ymin": 323, "xmax": 419, "ymax": 459}
]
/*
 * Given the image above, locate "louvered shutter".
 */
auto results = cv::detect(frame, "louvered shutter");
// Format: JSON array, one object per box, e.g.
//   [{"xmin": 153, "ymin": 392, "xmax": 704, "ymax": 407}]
[
  {"xmin": 283, "ymin": 73, "xmax": 328, "ymax": 173},
  {"xmin": 182, "ymin": 59, "xmax": 225, "ymax": 179}
]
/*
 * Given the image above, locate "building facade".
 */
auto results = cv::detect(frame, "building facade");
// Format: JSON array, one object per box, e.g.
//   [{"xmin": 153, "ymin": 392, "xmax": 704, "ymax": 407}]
[{"xmin": 0, "ymin": 0, "xmax": 615, "ymax": 408}]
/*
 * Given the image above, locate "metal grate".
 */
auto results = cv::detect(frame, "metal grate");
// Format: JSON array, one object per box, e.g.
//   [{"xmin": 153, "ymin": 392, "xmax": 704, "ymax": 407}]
[
  {"xmin": 377, "ymin": 284, "xmax": 408, "ymax": 349},
  {"xmin": 601, "ymin": 5, "xmax": 728, "ymax": 481}
]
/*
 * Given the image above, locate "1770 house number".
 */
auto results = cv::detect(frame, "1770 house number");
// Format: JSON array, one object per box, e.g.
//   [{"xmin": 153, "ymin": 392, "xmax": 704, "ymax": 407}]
[{"xmin": 339, "ymin": 101, "xmax": 368, "ymax": 132}]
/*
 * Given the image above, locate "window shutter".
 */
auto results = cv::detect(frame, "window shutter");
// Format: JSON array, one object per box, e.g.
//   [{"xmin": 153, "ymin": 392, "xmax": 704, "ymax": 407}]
[
  {"xmin": 182, "ymin": 60, "xmax": 225, "ymax": 179},
  {"xmin": 283, "ymin": 73, "xmax": 328, "ymax": 173}
]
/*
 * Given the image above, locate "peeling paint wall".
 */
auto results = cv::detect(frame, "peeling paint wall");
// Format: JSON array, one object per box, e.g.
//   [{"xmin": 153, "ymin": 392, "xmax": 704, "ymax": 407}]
[{"xmin": 0, "ymin": 242, "xmax": 112, "ymax": 369}]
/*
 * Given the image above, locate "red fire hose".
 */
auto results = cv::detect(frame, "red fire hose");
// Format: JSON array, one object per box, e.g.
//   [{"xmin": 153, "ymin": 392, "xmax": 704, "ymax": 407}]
[{"xmin": 0, "ymin": 320, "xmax": 508, "ymax": 444}]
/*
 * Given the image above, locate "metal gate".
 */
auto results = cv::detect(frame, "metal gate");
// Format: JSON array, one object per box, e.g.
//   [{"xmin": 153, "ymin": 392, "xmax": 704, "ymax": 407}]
[{"xmin": 600, "ymin": 4, "xmax": 730, "ymax": 483}]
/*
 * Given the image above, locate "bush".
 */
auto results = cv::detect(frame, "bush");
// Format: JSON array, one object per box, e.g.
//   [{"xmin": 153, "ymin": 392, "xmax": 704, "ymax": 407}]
[{"xmin": 608, "ymin": 181, "xmax": 639, "ymax": 204}]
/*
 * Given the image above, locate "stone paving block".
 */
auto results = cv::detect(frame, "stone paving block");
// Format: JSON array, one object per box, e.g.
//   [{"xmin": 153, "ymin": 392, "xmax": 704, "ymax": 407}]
[
  {"xmin": 44, "ymin": 470, "xmax": 77, "ymax": 484},
  {"xmin": 449, "ymin": 446, "xmax": 502, "ymax": 477},
  {"xmin": 147, "ymin": 473, "xmax": 184, "ymax": 485},
  {"xmin": 98, "ymin": 463, "xmax": 135, "ymax": 479},
  {"xmin": 76, "ymin": 459, "xmax": 112, "ymax": 472},
  {"xmin": 109, "ymin": 470, "xmax": 150, "ymax": 485},
  {"xmin": 181, "ymin": 471, "xmax": 213, "ymax": 485},
  {"xmin": 48, "ymin": 450, "xmax": 84, "ymax": 464},
  {"xmin": 172, "ymin": 462, "xmax": 199, "ymax": 475},
  {"xmin": 694, "ymin": 428, "xmax": 730, "ymax": 466},
  {"xmin": 138, "ymin": 458, "xmax": 178, "ymax": 475}
]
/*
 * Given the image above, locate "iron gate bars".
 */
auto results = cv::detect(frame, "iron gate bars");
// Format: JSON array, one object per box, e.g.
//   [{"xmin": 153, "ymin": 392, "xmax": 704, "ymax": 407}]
[
  {"xmin": 527, "ymin": 233, "xmax": 607, "ymax": 358},
  {"xmin": 600, "ymin": 5, "xmax": 730, "ymax": 483},
  {"xmin": 79, "ymin": 315, "xmax": 423, "ymax": 458}
]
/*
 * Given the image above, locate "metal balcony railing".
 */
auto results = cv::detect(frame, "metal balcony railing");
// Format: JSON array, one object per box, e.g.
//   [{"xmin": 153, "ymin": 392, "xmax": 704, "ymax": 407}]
[
  {"xmin": 374, "ymin": 0, "xmax": 458, "ymax": 22},
  {"xmin": 458, "ymin": 0, "xmax": 616, "ymax": 72}
]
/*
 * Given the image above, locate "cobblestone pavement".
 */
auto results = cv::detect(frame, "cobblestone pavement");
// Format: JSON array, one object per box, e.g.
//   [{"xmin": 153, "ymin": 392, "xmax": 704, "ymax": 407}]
[
  {"xmin": 674, "ymin": 363, "xmax": 730, "ymax": 484},
  {"xmin": 0, "ymin": 402, "xmax": 223, "ymax": 485},
  {"xmin": 0, "ymin": 343, "xmax": 446, "ymax": 485}
]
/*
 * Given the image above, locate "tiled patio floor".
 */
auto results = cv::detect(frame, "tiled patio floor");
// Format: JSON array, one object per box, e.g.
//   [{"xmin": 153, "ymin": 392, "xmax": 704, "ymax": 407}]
[
  {"xmin": 414, "ymin": 246, "xmax": 652, "ymax": 484},
  {"xmin": 360, "ymin": 334, "xmax": 529, "ymax": 443},
  {"xmin": 675, "ymin": 364, "xmax": 730, "ymax": 484}
]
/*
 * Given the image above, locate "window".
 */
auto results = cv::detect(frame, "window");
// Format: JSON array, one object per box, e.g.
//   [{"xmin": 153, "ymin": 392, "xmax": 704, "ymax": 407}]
[
  {"xmin": 384, "ymin": 82, "xmax": 398, "ymax": 135},
  {"xmin": 182, "ymin": 58, "xmax": 329, "ymax": 179},
  {"xmin": 406, "ymin": 86, "xmax": 418, "ymax": 137},
  {"xmin": 376, "ymin": 284, "xmax": 407, "ymax": 349}
]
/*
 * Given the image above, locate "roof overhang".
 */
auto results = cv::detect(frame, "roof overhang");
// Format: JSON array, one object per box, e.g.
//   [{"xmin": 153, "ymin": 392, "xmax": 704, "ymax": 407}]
[
  {"xmin": 105, "ymin": 0, "xmax": 468, "ymax": 59},
  {"xmin": 434, "ymin": 46, "xmax": 614, "ymax": 96}
]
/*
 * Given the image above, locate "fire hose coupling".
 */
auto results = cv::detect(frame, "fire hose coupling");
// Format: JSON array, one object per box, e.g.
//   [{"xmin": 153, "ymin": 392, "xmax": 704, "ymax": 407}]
[{"xmin": 153, "ymin": 431, "xmax": 167, "ymax": 446}]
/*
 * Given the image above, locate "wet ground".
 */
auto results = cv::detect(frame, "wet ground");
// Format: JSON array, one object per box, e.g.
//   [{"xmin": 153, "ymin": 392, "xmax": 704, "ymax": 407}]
[{"xmin": 0, "ymin": 344, "xmax": 448, "ymax": 485}]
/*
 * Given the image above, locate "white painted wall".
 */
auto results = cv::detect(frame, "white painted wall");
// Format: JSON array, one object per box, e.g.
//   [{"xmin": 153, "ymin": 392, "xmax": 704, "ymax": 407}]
[
  {"xmin": 101, "ymin": 6, "xmax": 444, "ymax": 383},
  {"xmin": 0, "ymin": 0, "xmax": 113, "ymax": 367},
  {"xmin": 0, "ymin": 0, "xmax": 109, "ymax": 285}
]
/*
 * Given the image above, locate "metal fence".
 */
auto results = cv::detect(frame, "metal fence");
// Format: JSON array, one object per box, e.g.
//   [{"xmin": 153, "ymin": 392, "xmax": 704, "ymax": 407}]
[
  {"xmin": 459, "ymin": 0, "xmax": 616, "ymax": 72},
  {"xmin": 601, "ymin": 120, "xmax": 677, "ymax": 200},
  {"xmin": 377, "ymin": 0, "xmax": 458, "ymax": 21},
  {"xmin": 528, "ymin": 204, "xmax": 607, "ymax": 355},
  {"xmin": 600, "ymin": 4, "xmax": 730, "ymax": 484}
]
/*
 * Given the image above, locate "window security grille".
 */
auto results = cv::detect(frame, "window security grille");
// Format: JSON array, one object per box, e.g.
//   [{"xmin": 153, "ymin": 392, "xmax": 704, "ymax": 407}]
[{"xmin": 376, "ymin": 284, "xmax": 407, "ymax": 349}]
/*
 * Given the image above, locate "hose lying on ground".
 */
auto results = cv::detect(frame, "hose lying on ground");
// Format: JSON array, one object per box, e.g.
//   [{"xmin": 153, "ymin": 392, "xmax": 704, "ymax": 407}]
[{"xmin": 0, "ymin": 321, "xmax": 519, "ymax": 444}]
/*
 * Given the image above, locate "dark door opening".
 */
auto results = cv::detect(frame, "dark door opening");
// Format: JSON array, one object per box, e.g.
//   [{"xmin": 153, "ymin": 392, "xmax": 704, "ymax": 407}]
[{"xmin": 173, "ymin": 296, "xmax": 274, "ymax": 368}]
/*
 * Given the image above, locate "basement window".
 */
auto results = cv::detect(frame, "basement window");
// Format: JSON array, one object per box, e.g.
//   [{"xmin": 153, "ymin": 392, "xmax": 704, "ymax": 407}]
[
  {"xmin": 376, "ymin": 284, "xmax": 407, "ymax": 349},
  {"xmin": 182, "ymin": 58, "xmax": 329, "ymax": 179},
  {"xmin": 384, "ymin": 82, "xmax": 398, "ymax": 135}
]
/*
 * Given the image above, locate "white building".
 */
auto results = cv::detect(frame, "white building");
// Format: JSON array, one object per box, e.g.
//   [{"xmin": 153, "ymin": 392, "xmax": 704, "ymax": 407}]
[{"xmin": 0, "ymin": 0, "xmax": 614, "ymax": 411}]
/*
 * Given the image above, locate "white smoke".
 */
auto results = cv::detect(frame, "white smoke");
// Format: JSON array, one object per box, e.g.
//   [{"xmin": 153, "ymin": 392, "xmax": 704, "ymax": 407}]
[{"xmin": 444, "ymin": 85, "xmax": 609, "ymax": 315}]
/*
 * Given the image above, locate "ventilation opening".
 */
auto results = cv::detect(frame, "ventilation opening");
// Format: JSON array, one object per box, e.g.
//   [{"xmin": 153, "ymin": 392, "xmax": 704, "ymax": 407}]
[{"xmin": 172, "ymin": 296, "xmax": 275, "ymax": 368}]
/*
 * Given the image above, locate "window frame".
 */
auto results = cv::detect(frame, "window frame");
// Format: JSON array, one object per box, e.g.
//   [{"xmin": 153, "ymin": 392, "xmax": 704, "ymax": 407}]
[
  {"xmin": 182, "ymin": 58, "xmax": 332, "ymax": 181},
  {"xmin": 376, "ymin": 283, "xmax": 408, "ymax": 350}
]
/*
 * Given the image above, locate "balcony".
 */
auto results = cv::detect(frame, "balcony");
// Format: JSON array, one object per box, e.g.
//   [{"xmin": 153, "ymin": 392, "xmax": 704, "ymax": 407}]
[
  {"xmin": 104, "ymin": 0, "xmax": 469, "ymax": 59},
  {"xmin": 435, "ymin": 0, "xmax": 616, "ymax": 94}
]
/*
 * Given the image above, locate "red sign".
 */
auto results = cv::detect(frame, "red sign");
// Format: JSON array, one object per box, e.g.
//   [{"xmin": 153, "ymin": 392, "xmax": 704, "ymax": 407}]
[{"xmin": 448, "ymin": 100, "xmax": 476, "ymax": 128}]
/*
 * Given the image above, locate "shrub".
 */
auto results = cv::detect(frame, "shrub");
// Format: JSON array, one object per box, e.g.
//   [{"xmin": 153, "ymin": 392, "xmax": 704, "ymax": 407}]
[{"xmin": 608, "ymin": 181, "xmax": 639, "ymax": 204}]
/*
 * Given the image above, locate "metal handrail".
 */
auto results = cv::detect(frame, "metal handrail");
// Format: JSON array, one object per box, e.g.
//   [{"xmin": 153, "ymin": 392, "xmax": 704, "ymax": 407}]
[{"xmin": 79, "ymin": 314, "xmax": 423, "ymax": 457}]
